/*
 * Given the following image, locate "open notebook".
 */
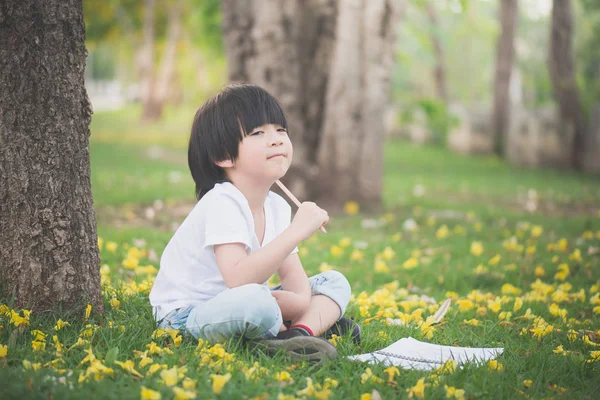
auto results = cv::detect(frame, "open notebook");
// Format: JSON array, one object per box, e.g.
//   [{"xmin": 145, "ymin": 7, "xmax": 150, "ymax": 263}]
[{"xmin": 347, "ymin": 337, "xmax": 504, "ymax": 371}]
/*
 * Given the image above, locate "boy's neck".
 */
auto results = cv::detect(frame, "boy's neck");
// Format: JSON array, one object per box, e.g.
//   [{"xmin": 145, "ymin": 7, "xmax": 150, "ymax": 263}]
[{"xmin": 229, "ymin": 177, "xmax": 272, "ymax": 213}]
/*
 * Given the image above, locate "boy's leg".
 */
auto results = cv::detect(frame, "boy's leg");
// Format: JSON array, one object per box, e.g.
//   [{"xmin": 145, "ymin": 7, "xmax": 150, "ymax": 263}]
[
  {"xmin": 291, "ymin": 271, "xmax": 352, "ymax": 336},
  {"xmin": 184, "ymin": 283, "xmax": 282, "ymax": 343}
]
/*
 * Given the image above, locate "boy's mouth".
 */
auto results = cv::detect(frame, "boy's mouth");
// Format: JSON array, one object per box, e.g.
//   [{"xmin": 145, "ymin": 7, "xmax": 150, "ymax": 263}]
[{"xmin": 267, "ymin": 153, "xmax": 287, "ymax": 160}]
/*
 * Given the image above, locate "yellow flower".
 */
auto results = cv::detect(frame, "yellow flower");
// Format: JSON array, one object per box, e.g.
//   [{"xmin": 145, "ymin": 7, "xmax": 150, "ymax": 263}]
[
  {"xmin": 374, "ymin": 258, "xmax": 389, "ymax": 274},
  {"xmin": 381, "ymin": 246, "xmax": 396, "ymax": 260},
  {"xmin": 523, "ymin": 380, "xmax": 533, "ymax": 388},
  {"xmin": 360, "ymin": 394, "xmax": 372, "ymax": 400},
  {"xmin": 110, "ymin": 298, "xmax": 120, "ymax": 310},
  {"xmin": 489, "ymin": 254, "xmax": 501, "ymax": 265},
  {"xmin": 115, "ymin": 360, "xmax": 143, "ymax": 378},
  {"xmin": 140, "ymin": 386, "xmax": 161, "ymax": 400},
  {"xmin": 569, "ymin": 249, "xmax": 582, "ymax": 263},
  {"xmin": 554, "ymin": 264, "xmax": 570, "ymax": 281},
  {"xmin": 31, "ymin": 329, "xmax": 48, "ymax": 341},
  {"xmin": 384, "ymin": 366, "xmax": 400, "ymax": 382},
  {"xmin": 275, "ymin": 371, "xmax": 293, "ymax": 382},
  {"xmin": 501, "ymin": 283, "xmax": 521, "ymax": 295},
  {"xmin": 553, "ymin": 345, "xmax": 568, "ymax": 356},
  {"xmin": 54, "ymin": 319, "xmax": 70, "ymax": 331},
  {"xmin": 360, "ymin": 367, "xmax": 384, "ymax": 384},
  {"xmin": 0, "ymin": 344, "xmax": 7, "ymax": 358},
  {"xmin": 344, "ymin": 201, "xmax": 360, "ymax": 215},
  {"xmin": 122, "ymin": 257, "xmax": 139, "ymax": 269},
  {"xmin": 456, "ymin": 299, "xmax": 475, "ymax": 311},
  {"xmin": 339, "ymin": 237, "xmax": 352, "ymax": 247},
  {"xmin": 350, "ymin": 249, "xmax": 364, "ymax": 261},
  {"xmin": 31, "ymin": 340, "xmax": 46, "ymax": 352},
  {"xmin": 470, "ymin": 242, "xmax": 484, "ymax": 256},
  {"xmin": 106, "ymin": 241, "xmax": 118, "ymax": 253},
  {"xmin": 211, "ymin": 373, "xmax": 231, "ymax": 395},
  {"xmin": 526, "ymin": 246, "xmax": 536, "ymax": 255},
  {"xmin": 463, "ymin": 319, "xmax": 481, "ymax": 327},
  {"xmin": 172, "ymin": 387, "xmax": 196, "ymax": 400},
  {"xmin": 498, "ymin": 311, "xmax": 512, "ymax": 321},
  {"xmin": 407, "ymin": 378, "xmax": 426, "ymax": 399},
  {"xmin": 328, "ymin": 334, "xmax": 341, "ymax": 347},
  {"xmin": 436, "ymin": 225, "xmax": 450, "ymax": 239},
  {"xmin": 444, "ymin": 385, "xmax": 465, "ymax": 400},
  {"xmin": 513, "ymin": 297, "xmax": 523, "ymax": 312},
  {"xmin": 160, "ymin": 367, "xmax": 179, "ymax": 387},
  {"xmin": 330, "ymin": 245, "xmax": 343, "ymax": 257},
  {"xmin": 182, "ymin": 378, "xmax": 196, "ymax": 390},
  {"xmin": 534, "ymin": 266, "xmax": 545, "ymax": 277},
  {"xmin": 85, "ymin": 304, "xmax": 92, "ymax": 319},
  {"xmin": 403, "ymin": 257, "xmax": 419, "ymax": 270},
  {"xmin": 98, "ymin": 237, "xmax": 104, "ymax": 251},
  {"xmin": 587, "ymin": 350, "xmax": 600, "ymax": 363},
  {"xmin": 531, "ymin": 225, "xmax": 543, "ymax": 238},
  {"xmin": 488, "ymin": 360, "xmax": 504, "ymax": 371}
]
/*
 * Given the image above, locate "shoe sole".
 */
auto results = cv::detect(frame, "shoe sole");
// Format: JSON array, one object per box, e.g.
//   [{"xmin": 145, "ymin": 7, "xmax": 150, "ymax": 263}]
[{"xmin": 255, "ymin": 336, "xmax": 337, "ymax": 362}]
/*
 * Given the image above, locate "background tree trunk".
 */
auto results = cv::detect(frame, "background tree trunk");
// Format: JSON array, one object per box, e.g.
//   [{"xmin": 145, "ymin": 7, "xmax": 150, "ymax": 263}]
[
  {"xmin": 221, "ymin": 0, "xmax": 403, "ymax": 209},
  {"xmin": 316, "ymin": 0, "xmax": 404, "ymax": 210},
  {"xmin": 155, "ymin": 0, "xmax": 184, "ymax": 111},
  {"xmin": 492, "ymin": 0, "xmax": 518, "ymax": 156},
  {"xmin": 221, "ymin": 0, "xmax": 337, "ymax": 201},
  {"xmin": 0, "ymin": 0, "xmax": 103, "ymax": 313},
  {"xmin": 548, "ymin": 0, "xmax": 587, "ymax": 169},
  {"xmin": 425, "ymin": 1, "xmax": 448, "ymax": 102}
]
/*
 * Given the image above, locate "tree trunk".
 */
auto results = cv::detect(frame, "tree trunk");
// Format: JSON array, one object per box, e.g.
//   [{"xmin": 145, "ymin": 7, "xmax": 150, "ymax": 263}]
[
  {"xmin": 425, "ymin": 1, "xmax": 448, "ymax": 101},
  {"xmin": 316, "ymin": 0, "xmax": 404, "ymax": 210},
  {"xmin": 155, "ymin": 0, "xmax": 184, "ymax": 110},
  {"xmin": 140, "ymin": 0, "xmax": 161, "ymax": 121},
  {"xmin": 221, "ymin": 0, "xmax": 403, "ymax": 209},
  {"xmin": 0, "ymin": 0, "xmax": 103, "ymax": 314},
  {"xmin": 222, "ymin": 0, "xmax": 338, "ymax": 201},
  {"xmin": 492, "ymin": 0, "xmax": 518, "ymax": 156},
  {"xmin": 548, "ymin": 0, "xmax": 587, "ymax": 169}
]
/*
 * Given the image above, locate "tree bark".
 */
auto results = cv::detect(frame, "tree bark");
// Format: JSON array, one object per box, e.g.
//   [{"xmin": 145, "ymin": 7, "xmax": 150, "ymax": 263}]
[
  {"xmin": 0, "ymin": 0, "xmax": 103, "ymax": 313},
  {"xmin": 316, "ymin": 0, "xmax": 403, "ymax": 210},
  {"xmin": 221, "ymin": 0, "xmax": 403, "ymax": 209},
  {"xmin": 548, "ymin": 0, "xmax": 587, "ymax": 169},
  {"xmin": 492, "ymin": 0, "xmax": 518, "ymax": 156},
  {"xmin": 425, "ymin": 1, "xmax": 448, "ymax": 101}
]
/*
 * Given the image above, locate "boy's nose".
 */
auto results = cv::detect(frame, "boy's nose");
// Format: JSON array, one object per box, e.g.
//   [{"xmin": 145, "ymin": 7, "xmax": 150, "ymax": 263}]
[{"xmin": 268, "ymin": 133, "xmax": 283, "ymax": 146}]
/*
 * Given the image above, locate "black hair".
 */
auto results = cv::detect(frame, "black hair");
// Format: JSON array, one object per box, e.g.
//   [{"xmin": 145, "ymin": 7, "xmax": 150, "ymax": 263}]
[{"xmin": 188, "ymin": 83, "xmax": 288, "ymax": 200}]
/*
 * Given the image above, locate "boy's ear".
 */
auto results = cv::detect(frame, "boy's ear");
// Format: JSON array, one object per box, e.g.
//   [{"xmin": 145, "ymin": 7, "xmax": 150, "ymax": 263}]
[{"xmin": 215, "ymin": 158, "xmax": 234, "ymax": 168}]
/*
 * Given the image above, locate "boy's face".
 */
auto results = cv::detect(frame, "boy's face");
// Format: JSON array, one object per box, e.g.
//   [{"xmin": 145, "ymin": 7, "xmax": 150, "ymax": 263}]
[{"xmin": 233, "ymin": 123, "xmax": 293, "ymax": 183}]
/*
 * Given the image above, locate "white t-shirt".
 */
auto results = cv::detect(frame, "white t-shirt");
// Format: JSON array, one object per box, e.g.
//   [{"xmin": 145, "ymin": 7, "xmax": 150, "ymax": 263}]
[{"xmin": 149, "ymin": 182, "xmax": 298, "ymax": 321}]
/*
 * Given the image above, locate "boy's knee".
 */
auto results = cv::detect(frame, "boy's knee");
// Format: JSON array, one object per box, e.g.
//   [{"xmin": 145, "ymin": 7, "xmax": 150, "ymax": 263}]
[
  {"xmin": 234, "ymin": 284, "xmax": 279, "ymax": 317},
  {"xmin": 320, "ymin": 270, "xmax": 351, "ymax": 300}
]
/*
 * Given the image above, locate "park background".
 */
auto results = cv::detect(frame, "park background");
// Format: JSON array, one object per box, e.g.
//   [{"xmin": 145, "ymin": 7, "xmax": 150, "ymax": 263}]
[{"xmin": 1, "ymin": 0, "xmax": 600, "ymax": 399}]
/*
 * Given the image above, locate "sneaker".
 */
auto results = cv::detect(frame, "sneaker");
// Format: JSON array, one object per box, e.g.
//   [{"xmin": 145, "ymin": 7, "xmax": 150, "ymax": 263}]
[
  {"xmin": 255, "ymin": 327, "xmax": 337, "ymax": 362},
  {"xmin": 323, "ymin": 317, "xmax": 362, "ymax": 345}
]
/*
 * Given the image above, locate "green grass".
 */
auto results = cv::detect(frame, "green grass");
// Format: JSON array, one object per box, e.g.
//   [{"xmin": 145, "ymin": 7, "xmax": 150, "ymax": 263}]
[{"xmin": 1, "ymin": 108, "xmax": 599, "ymax": 399}]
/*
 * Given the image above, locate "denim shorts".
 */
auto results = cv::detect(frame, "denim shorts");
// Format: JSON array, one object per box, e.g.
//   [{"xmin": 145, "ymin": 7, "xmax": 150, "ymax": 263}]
[{"xmin": 156, "ymin": 270, "xmax": 351, "ymax": 344}]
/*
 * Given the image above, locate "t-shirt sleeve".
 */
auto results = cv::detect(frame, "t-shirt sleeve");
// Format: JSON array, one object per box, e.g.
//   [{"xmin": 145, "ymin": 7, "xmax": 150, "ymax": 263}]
[{"xmin": 203, "ymin": 194, "xmax": 253, "ymax": 252}]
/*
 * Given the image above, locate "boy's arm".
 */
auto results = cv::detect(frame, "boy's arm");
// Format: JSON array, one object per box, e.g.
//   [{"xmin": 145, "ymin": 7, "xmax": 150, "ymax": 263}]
[
  {"xmin": 214, "ymin": 201, "xmax": 328, "ymax": 289},
  {"xmin": 214, "ymin": 226, "xmax": 301, "ymax": 288},
  {"xmin": 270, "ymin": 253, "xmax": 311, "ymax": 321}
]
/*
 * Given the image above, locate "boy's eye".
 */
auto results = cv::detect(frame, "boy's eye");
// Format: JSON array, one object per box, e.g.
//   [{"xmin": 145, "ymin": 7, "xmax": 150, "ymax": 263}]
[
  {"xmin": 278, "ymin": 129, "xmax": 288, "ymax": 134},
  {"xmin": 251, "ymin": 131, "xmax": 264, "ymax": 136}
]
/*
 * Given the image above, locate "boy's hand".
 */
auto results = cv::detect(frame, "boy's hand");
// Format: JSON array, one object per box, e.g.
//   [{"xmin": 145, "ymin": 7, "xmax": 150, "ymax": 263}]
[{"xmin": 291, "ymin": 202, "xmax": 329, "ymax": 241}]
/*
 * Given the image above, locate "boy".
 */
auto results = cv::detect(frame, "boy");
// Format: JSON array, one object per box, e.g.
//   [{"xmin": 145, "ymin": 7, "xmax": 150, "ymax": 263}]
[{"xmin": 149, "ymin": 83, "xmax": 360, "ymax": 361}]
